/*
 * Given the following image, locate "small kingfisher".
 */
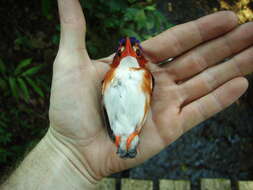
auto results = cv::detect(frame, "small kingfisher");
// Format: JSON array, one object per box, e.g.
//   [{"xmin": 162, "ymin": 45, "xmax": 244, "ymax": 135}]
[{"xmin": 102, "ymin": 37, "xmax": 154, "ymax": 159}]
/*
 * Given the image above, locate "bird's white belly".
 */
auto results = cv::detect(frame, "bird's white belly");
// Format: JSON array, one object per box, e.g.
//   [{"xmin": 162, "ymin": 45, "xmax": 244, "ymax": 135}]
[{"xmin": 103, "ymin": 68, "xmax": 146, "ymax": 136}]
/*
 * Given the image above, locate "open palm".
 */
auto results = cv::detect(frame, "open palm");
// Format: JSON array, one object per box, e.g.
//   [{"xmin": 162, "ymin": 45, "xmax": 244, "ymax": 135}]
[{"xmin": 49, "ymin": 0, "xmax": 253, "ymax": 181}]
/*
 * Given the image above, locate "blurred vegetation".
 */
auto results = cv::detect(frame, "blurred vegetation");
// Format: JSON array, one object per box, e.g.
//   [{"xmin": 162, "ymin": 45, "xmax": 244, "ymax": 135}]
[
  {"xmin": 0, "ymin": 0, "xmax": 171, "ymax": 177},
  {"xmin": 81, "ymin": 0, "xmax": 172, "ymax": 58},
  {"xmin": 218, "ymin": 0, "xmax": 253, "ymax": 23}
]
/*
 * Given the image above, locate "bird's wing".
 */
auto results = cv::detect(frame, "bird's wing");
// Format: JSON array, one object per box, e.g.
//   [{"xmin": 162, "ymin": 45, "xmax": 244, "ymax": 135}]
[
  {"xmin": 101, "ymin": 95, "xmax": 116, "ymax": 143},
  {"xmin": 135, "ymin": 69, "xmax": 154, "ymax": 133},
  {"xmin": 151, "ymin": 72, "xmax": 155, "ymax": 93},
  {"xmin": 101, "ymin": 70, "xmax": 116, "ymax": 143}
]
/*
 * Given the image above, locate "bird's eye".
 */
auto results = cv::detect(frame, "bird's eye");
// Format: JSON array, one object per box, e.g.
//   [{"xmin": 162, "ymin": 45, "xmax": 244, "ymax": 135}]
[
  {"xmin": 117, "ymin": 49, "xmax": 121, "ymax": 56},
  {"xmin": 134, "ymin": 46, "xmax": 141, "ymax": 56},
  {"xmin": 136, "ymin": 49, "xmax": 141, "ymax": 56},
  {"xmin": 117, "ymin": 46, "xmax": 125, "ymax": 56}
]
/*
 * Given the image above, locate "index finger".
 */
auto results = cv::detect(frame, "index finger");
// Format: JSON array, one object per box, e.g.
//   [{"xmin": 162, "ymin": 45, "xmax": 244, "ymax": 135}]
[{"xmin": 142, "ymin": 11, "xmax": 238, "ymax": 62}]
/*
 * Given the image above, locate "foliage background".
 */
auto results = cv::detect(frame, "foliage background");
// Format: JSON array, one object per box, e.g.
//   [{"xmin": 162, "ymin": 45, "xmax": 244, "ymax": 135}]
[{"xmin": 0, "ymin": 0, "xmax": 252, "ymax": 187}]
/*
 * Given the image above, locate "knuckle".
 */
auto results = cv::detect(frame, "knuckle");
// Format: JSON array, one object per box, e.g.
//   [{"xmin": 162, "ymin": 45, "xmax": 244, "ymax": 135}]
[{"xmin": 192, "ymin": 51, "xmax": 209, "ymax": 71}]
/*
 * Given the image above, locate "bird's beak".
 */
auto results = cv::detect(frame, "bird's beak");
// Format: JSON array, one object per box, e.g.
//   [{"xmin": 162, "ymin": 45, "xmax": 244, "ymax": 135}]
[{"xmin": 121, "ymin": 37, "xmax": 136, "ymax": 58}]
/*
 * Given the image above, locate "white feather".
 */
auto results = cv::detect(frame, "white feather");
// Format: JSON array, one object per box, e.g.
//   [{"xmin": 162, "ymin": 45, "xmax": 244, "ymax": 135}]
[{"xmin": 103, "ymin": 56, "xmax": 146, "ymax": 149}]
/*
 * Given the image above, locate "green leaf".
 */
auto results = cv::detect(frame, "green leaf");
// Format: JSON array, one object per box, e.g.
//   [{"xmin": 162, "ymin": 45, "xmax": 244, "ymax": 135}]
[
  {"xmin": 56, "ymin": 24, "xmax": 61, "ymax": 32},
  {"xmin": 0, "ymin": 133, "xmax": 12, "ymax": 145},
  {"xmin": 14, "ymin": 58, "xmax": 32, "ymax": 75},
  {"xmin": 0, "ymin": 120, "xmax": 7, "ymax": 128},
  {"xmin": 124, "ymin": 8, "xmax": 138, "ymax": 21},
  {"xmin": 37, "ymin": 78, "xmax": 50, "ymax": 91},
  {"xmin": 41, "ymin": 0, "xmax": 52, "ymax": 19},
  {"xmin": 14, "ymin": 36, "xmax": 27, "ymax": 45},
  {"xmin": 104, "ymin": 17, "xmax": 120, "ymax": 28},
  {"xmin": 107, "ymin": 0, "xmax": 127, "ymax": 12},
  {"xmin": 0, "ymin": 78, "xmax": 7, "ymax": 90},
  {"xmin": 14, "ymin": 36, "xmax": 32, "ymax": 48},
  {"xmin": 17, "ymin": 78, "xmax": 30, "ymax": 102},
  {"xmin": 144, "ymin": 5, "xmax": 156, "ymax": 11},
  {"xmin": 135, "ymin": 10, "xmax": 147, "ymax": 30},
  {"xmin": 135, "ymin": 9, "xmax": 146, "ymax": 21},
  {"xmin": 52, "ymin": 34, "xmax": 60, "ymax": 45},
  {"xmin": 146, "ymin": 17, "xmax": 155, "ymax": 30},
  {"xmin": 26, "ymin": 77, "xmax": 44, "ymax": 97},
  {"xmin": 0, "ymin": 58, "xmax": 6, "ymax": 74},
  {"xmin": 8, "ymin": 77, "xmax": 19, "ymax": 99},
  {"xmin": 21, "ymin": 65, "xmax": 43, "ymax": 76}
]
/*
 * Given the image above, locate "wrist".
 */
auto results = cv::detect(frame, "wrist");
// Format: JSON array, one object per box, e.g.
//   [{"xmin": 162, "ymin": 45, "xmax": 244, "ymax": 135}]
[
  {"xmin": 43, "ymin": 128, "xmax": 100, "ymax": 188},
  {"xmin": 2, "ymin": 128, "xmax": 100, "ymax": 190}
]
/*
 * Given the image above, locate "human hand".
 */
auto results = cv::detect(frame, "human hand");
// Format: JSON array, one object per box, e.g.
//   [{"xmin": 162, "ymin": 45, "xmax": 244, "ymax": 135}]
[{"xmin": 49, "ymin": 0, "xmax": 253, "ymax": 182}]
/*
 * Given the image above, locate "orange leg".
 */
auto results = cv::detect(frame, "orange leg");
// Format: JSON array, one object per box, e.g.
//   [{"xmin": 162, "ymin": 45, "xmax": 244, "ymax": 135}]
[
  {"xmin": 126, "ymin": 131, "xmax": 139, "ymax": 150},
  {"xmin": 115, "ymin": 136, "xmax": 121, "ymax": 148}
]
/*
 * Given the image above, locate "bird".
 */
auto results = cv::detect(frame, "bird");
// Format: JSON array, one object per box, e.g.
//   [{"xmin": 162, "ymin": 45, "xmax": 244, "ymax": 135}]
[{"xmin": 101, "ymin": 37, "xmax": 154, "ymax": 159}]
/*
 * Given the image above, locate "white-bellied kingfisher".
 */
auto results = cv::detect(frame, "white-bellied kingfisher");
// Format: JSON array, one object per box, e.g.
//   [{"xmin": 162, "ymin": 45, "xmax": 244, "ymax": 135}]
[{"xmin": 102, "ymin": 37, "xmax": 154, "ymax": 159}]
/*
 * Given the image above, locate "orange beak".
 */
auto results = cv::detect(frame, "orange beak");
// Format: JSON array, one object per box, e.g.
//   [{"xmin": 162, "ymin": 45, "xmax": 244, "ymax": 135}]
[{"xmin": 121, "ymin": 37, "xmax": 136, "ymax": 58}]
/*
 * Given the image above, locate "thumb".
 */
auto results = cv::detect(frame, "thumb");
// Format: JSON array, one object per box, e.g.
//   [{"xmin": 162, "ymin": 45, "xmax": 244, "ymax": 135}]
[{"xmin": 57, "ymin": 0, "xmax": 86, "ymax": 51}]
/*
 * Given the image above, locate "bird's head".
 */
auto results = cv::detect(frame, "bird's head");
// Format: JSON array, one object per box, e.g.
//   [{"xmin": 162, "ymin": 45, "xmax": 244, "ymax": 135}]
[{"xmin": 111, "ymin": 37, "xmax": 148, "ymax": 68}]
